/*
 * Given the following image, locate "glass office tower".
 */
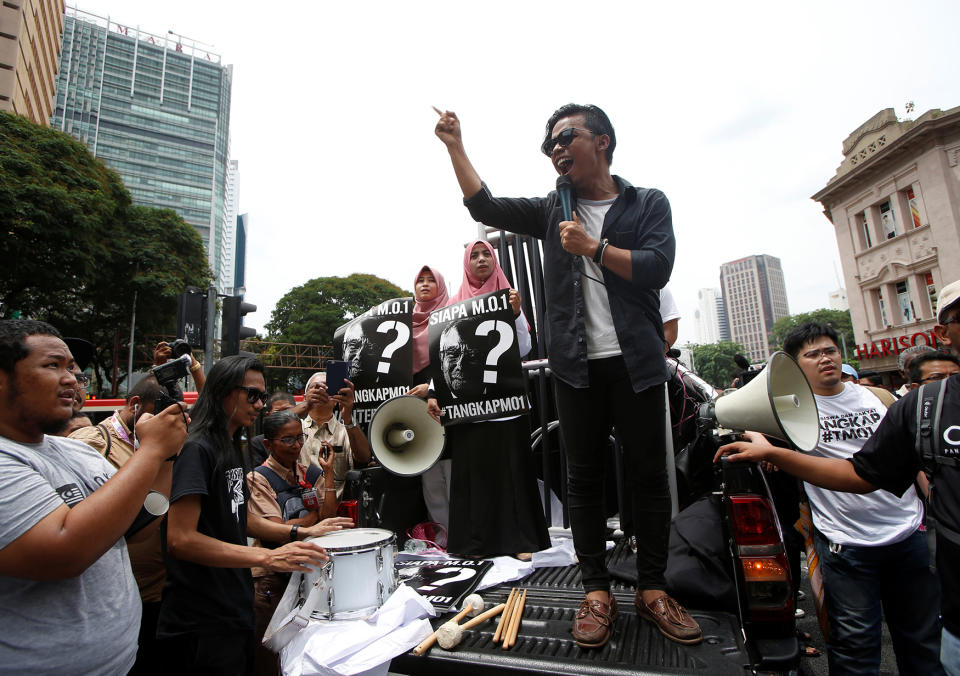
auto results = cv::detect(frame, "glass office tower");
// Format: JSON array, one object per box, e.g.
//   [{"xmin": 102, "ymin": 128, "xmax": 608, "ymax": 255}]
[{"xmin": 51, "ymin": 7, "xmax": 233, "ymax": 285}]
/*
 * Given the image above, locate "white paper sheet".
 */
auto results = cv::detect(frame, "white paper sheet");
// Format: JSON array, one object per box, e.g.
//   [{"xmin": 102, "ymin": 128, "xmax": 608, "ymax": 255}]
[{"xmin": 280, "ymin": 585, "xmax": 435, "ymax": 676}]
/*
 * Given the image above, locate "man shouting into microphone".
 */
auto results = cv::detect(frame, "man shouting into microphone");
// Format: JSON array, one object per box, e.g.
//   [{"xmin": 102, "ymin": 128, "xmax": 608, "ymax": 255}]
[{"xmin": 435, "ymin": 104, "xmax": 698, "ymax": 647}]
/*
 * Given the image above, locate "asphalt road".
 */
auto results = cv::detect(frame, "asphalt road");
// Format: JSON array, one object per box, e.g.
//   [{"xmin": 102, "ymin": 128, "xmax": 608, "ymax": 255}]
[{"xmin": 796, "ymin": 550, "xmax": 898, "ymax": 676}]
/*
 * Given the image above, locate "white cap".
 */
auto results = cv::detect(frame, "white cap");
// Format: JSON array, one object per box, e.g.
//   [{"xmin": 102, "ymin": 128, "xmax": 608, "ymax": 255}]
[{"xmin": 936, "ymin": 280, "xmax": 960, "ymax": 323}]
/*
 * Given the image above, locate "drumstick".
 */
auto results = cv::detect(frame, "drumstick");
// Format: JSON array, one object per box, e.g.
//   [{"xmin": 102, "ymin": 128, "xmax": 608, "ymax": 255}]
[
  {"xmin": 503, "ymin": 589, "xmax": 527, "ymax": 650},
  {"xmin": 493, "ymin": 588, "xmax": 518, "ymax": 643},
  {"xmin": 413, "ymin": 596, "xmax": 484, "ymax": 655},
  {"xmin": 459, "ymin": 602, "xmax": 506, "ymax": 631}
]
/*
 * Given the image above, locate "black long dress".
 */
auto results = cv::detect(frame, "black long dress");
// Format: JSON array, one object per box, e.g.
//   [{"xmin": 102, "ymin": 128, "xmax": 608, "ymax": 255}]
[{"xmin": 446, "ymin": 415, "xmax": 550, "ymax": 557}]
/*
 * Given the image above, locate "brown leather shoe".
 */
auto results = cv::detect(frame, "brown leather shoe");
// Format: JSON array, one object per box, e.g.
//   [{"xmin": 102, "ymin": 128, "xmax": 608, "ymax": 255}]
[
  {"xmin": 635, "ymin": 592, "xmax": 702, "ymax": 645},
  {"xmin": 572, "ymin": 594, "xmax": 618, "ymax": 648}
]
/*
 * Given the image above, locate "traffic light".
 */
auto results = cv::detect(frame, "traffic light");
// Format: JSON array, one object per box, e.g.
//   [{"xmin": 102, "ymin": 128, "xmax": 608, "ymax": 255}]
[
  {"xmin": 176, "ymin": 287, "xmax": 206, "ymax": 348},
  {"xmin": 222, "ymin": 295, "xmax": 256, "ymax": 357}
]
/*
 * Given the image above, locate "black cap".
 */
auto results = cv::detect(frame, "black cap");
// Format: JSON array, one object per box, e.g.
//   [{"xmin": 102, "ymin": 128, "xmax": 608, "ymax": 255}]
[{"xmin": 64, "ymin": 337, "xmax": 93, "ymax": 371}]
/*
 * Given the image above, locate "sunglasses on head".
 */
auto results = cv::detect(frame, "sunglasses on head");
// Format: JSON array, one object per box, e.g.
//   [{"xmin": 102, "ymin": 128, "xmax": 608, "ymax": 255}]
[
  {"xmin": 236, "ymin": 385, "xmax": 268, "ymax": 405},
  {"xmin": 541, "ymin": 127, "xmax": 594, "ymax": 156}
]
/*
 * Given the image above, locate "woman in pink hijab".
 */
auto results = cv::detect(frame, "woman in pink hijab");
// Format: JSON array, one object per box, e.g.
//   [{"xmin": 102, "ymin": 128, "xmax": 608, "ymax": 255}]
[
  {"xmin": 410, "ymin": 265, "xmax": 449, "ymax": 390},
  {"xmin": 428, "ymin": 240, "xmax": 549, "ymax": 558},
  {"xmin": 406, "ymin": 265, "xmax": 455, "ymax": 530}
]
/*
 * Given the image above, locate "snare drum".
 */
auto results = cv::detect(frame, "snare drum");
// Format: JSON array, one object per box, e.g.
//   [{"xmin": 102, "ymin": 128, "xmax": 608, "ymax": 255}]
[{"xmin": 301, "ymin": 528, "xmax": 397, "ymax": 620}]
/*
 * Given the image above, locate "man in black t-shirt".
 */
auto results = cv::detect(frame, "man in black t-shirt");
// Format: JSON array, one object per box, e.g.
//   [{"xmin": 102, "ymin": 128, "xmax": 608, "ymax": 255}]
[
  {"xmin": 716, "ymin": 280, "xmax": 960, "ymax": 674},
  {"xmin": 159, "ymin": 356, "xmax": 328, "ymax": 676}
]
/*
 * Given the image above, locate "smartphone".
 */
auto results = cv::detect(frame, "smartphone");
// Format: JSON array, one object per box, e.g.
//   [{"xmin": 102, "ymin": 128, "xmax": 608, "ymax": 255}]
[{"xmin": 325, "ymin": 360, "xmax": 348, "ymax": 395}]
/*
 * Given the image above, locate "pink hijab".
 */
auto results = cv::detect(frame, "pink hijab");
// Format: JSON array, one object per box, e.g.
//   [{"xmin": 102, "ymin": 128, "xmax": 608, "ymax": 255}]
[
  {"xmin": 450, "ymin": 240, "xmax": 513, "ymax": 303},
  {"xmin": 412, "ymin": 265, "xmax": 449, "ymax": 373},
  {"xmin": 451, "ymin": 240, "xmax": 529, "ymax": 330}
]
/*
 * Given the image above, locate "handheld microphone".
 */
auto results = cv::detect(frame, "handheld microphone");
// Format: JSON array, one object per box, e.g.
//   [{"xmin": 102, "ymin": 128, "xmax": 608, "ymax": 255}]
[{"xmin": 556, "ymin": 176, "xmax": 573, "ymax": 221}]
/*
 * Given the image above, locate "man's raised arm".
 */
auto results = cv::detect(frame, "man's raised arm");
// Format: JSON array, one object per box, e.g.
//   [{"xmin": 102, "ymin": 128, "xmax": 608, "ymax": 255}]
[{"xmin": 434, "ymin": 108, "xmax": 483, "ymax": 199}]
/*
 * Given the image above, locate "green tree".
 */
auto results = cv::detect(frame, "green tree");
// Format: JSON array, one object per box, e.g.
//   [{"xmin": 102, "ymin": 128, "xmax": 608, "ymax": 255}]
[
  {"xmin": 266, "ymin": 274, "xmax": 409, "ymax": 345},
  {"xmin": 0, "ymin": 112, "xmax": 211, "ymax": 392},
  {"xmin": 771, "ymin": 308, "xmax": 857, "ymax": 366},
  {"xmin": 264, "ymin": 274, "xmax": 409, "ymax": 391},
  {"xmin": 690, "ymin": 341, "xmax": 748, "ymax": 389}
]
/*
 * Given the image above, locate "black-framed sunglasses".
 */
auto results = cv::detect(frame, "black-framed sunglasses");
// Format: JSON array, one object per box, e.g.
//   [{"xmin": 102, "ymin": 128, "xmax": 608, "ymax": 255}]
[
  {"xmin": 541, "ymin": 127, "xmax": 594, "ymax": 156},
  {"xmin": 271, "ymin": 433, "xmax": 307, "ymax": 446},
  {"xmin": 236, "ymin": 385, "xmax": 268, "ymax": 405},
  {"xmin": 919, "ymin": 373, "xmax": 954, "ymax": 383}
]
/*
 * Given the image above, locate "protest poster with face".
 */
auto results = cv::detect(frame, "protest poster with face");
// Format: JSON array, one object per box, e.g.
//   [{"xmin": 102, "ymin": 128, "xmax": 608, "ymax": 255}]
[
  {"xmin": 333, "ymin": 297, "xmax": 413, "ymax": 427},
  {"xmin": 428, "ymin": 289, "xmax": 529, "ymax": 425}
]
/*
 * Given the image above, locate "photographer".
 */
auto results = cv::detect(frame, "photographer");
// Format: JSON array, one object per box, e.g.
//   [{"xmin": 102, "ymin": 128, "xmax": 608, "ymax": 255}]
[
  {"xmin": 299, "ymin": 372, "xmax": 371, "ymax": 500},
  {"xmin": 154, "ymin": 339, "xmax": 205, "ymax": 392}
]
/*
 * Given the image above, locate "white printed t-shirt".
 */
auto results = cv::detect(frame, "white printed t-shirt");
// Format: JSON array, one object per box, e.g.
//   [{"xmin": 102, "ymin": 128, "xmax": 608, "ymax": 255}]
[{"xmin": 806, "ymin": 382, "xmax": 923, "ymax": 546}]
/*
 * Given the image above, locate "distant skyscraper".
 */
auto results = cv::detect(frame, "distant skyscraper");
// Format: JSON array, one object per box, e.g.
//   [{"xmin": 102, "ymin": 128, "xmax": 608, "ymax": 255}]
[
  {"xmin": 0, "ymin": 0, "xmax": 65, "ymax": 124},
  {"xmin": 234, "ymin": 213, "xmax": 248, "ymax": 293},
  {"xmin": 694, "ymin": 287, "xmax": 729, "ymax": 344},
  {"xmin": 219, "ymin": 159, "xmax": 239, "ymax": 293},
  {"xmin": 720, "ymin": 254, "xmax": 790, "ymax": 362},
  {"xmin": 828, "ymin": 288, "xmax": 849, "ymax": 311},
  {"xmin": 51, "ymin": 7, "xmax": 233, "ymax": 284}
]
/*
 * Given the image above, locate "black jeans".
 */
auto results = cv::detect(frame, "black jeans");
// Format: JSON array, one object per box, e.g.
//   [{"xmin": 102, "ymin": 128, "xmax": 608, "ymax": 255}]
[
  {"xmin": 554, "ymin": 356, "xmax": 670, "ymax": 592},
  {"xmin": 159, "ymin": 630, "xmax": 254, "ymax": 676}
]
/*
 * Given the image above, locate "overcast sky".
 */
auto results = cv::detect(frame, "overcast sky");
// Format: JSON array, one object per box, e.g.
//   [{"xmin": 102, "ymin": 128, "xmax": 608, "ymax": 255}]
[{"xmin": 75, "ymin": 0, "xmax": 960, "ymax": 346}]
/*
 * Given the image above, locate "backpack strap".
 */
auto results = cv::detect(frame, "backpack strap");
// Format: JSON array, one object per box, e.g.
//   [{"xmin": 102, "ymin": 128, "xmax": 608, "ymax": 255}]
[
  {"xmin": 913, "ymin": 378, "xmax": 960, "ymax": 545},
  {"xmin": 253, "ymin": 464, "xmax": 297, "ymax": 495},
  {"xmin": 96, "ymin": 422, "xmax": 112, "ymax": 457},
  {"xmin": 864, "ymin": 385, "xmax": 896, "ymax": 408},
  {"xmin": 915, "ymin": 378, "xmax": 954, "ymax": 476},
  {"xmin": 305, "ymin": 464, "xmax": 323, "ymax": 487}
]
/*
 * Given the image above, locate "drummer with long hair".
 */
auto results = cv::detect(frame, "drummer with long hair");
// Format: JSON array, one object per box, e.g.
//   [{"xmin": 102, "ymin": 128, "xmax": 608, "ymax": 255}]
[
  {"xmin": 158, "ymin": 355, "xmax": 328, "ymax": 676},
  {"xmin": 430, "ymin": 241, "xmax": 550, "ymax": 559}
]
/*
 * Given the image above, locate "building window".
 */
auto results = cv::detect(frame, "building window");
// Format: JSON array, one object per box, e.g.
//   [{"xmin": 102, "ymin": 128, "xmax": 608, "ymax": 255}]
[
  {"xmin": 877, "ymin": 288, "xmax": 889, "ymax": 327},
  {"xmin": 926, "ymin": 273, "xmax": 937, "ymax": 318},
  {"xmin": 906, "ymin": 187, "xmax": 922, "ymax": 229},
  {"xmin": 879, "ymin": 200, "xmax": 897, "ymax": 239},
  {"xmin": 857, "ymin": 211, "xmax": 873, "ymax": 249},
  {"xmin": 896, "ymin": 280, "xmax": 913, "ymax": 323}
]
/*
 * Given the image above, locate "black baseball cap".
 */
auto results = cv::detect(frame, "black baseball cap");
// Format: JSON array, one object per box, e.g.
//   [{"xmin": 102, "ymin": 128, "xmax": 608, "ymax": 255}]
[{"xmin": 64, "ymin": 337, "xmax": 93, "ymax": 371}]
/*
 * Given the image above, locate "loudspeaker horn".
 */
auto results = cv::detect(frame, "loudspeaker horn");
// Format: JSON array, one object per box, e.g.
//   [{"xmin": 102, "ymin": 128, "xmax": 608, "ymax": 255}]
[
  {"xmin": 708, "ymin": 351, "xmax": 820, "ymax": 452},
  {"xmin": 368, "ymin": 395, "xmax": 446, "ymax": 476}
]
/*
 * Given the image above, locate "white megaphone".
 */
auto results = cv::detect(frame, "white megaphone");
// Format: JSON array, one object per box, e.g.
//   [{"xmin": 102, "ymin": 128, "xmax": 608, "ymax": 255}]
[
  {"xmin": 700, "ymin": 351, "xmax": 820, "ymax": 452},
  {"xmin": 368, "ymin": 395, "xmax": 446, "ymax": 476}
]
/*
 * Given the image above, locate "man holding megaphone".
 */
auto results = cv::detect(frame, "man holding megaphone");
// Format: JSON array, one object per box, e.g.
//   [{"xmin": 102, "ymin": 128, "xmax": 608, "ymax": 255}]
[{"xmin": 717, "ymin": 321, "xmax": 943, "ymax": 676}]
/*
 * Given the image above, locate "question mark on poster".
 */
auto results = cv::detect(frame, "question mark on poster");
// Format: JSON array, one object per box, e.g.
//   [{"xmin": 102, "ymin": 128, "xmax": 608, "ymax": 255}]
[
  {"xmin": 376, "ymin": 320, "xmax": 410, "ymax": 374},
  {"xmin": 418, "ymin": 566, "xmax": 477, "ymax": 591},
  {"xmin": 475, "ymin": 319, "xmax": 513, "ymax": 384}
]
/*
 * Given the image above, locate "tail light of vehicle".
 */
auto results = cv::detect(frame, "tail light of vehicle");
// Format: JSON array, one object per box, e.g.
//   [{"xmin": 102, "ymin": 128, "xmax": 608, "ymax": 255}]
[{"xmin": 729, "ymin": 494, "xmax": 794, "ymax": 623}]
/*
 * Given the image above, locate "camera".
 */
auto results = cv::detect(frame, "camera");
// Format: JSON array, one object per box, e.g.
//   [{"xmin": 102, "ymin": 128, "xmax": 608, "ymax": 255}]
[
  {"xmin": 151, "ymin": 354, "xmax": 192, "ymax": 413},
  {"xmin": 167, "ymin": 339, "xmax": 193, "ymax": 359}
]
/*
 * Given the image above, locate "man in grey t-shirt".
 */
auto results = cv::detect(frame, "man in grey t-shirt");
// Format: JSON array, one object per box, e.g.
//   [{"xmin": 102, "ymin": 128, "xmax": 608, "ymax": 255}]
[{"xmin": 0, "ymin": 320, "xmax": 187, "ymax": 674}]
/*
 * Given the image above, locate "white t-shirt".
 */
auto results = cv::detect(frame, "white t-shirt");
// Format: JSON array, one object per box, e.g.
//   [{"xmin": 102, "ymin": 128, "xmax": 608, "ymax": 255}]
[
  {"xmin": 805, "ymin": 382, "xmax": 923, "ymax": 546},
  {"xmin": 577, "ymin": 198, "xmax": 620, "ymax": 359},
  {"xmin": 659, "ymin": 284, "xmax": 680, "ymax": 323}
]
